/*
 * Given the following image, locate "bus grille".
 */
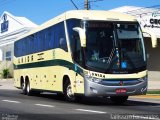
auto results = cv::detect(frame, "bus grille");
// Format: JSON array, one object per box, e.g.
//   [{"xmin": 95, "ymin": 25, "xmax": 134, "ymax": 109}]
[{"xmin": 101, "ymin": 79, "xmax": 142, "ymax": 86}]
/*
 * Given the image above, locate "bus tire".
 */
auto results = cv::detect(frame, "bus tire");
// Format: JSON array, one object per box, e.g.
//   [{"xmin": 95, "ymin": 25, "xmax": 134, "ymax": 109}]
[
  {"xmin": 64, "ymin": 79, "xmax": 75, "ymax": 102},
  {"xmin": 110, "ymin": 96, "xmax": 128, "ymax": 104},
  {"xmin": 21, "ymin": 80, "xmax": 27, "ymax": 95},
  {"xmin": 26, "ymin": 81, "xmax": 32, "ymax": 96}
]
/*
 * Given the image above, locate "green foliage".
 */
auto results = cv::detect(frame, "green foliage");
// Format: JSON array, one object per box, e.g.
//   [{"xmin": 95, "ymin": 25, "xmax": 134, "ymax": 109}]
[
  {"xmin": 2, "ymin": 68, "xmax": 10, "ymax": 78},
  {"xmin": 147, "ymin": 90, "xmax": 160, "ymax": 95}
]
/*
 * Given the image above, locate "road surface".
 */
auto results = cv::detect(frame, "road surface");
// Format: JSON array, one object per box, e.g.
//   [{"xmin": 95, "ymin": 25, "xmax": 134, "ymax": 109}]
[{"xmin": 0, "ymin": 79, "xmax": 160, "ymax": 120}]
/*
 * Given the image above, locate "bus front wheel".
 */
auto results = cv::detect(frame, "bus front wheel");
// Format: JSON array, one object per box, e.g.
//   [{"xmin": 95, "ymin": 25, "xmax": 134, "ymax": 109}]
[
  {"xmin": 64, "ymin": 80, "xmax": 75, "ymax": 102},
  {"xmin": 110, "ymin": 96, "xmax": 128, "ymax": 104}
]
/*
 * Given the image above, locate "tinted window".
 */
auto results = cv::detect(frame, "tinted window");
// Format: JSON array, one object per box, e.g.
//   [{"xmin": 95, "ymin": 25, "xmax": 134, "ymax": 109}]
[
  {"xmin": 66, "ymin": 19, "xmax": 81, "ymax": 53},
  {"xmin": 14, "ymin": 22, "xmax": 67, "ymax": 57},
  {"xmin": 58, "ymin": 22, "xmax": 67, "ymax": 51}
]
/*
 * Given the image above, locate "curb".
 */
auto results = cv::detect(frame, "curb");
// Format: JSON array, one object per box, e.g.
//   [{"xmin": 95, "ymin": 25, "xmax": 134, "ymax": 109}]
[
  {"xmin": 0, "ymin": 79, "xmax": 13, "ymax": 80},
  {"xmin": 130, "ymin": 94, "xmax": 160, "ymax": 99}
]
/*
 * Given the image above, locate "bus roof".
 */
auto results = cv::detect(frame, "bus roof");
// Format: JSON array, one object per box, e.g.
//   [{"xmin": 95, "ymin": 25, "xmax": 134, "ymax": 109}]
[
  {"xmin": 16, "ymin": 10, "xmax": 137, "ymax": 41},
  {"xmin": 65, "ymin": 10, "xmax": 136, "ymax": 21}
]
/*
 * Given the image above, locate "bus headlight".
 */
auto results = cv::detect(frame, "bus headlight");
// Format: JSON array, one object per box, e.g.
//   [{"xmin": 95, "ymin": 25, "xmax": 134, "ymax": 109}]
[
  {"xmin": 138, "ymin": 76, "xmax": 148, "ymax": 82},
  {"xmin": 85, "ymin": 75, "xmax": 102, "ymax": 83}
]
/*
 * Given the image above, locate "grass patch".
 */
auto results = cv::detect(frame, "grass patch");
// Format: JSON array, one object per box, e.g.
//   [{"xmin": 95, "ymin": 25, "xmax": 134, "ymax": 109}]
[{"xmin": 147, "ymin": 91, "xmax": 160, "ymax": 94}]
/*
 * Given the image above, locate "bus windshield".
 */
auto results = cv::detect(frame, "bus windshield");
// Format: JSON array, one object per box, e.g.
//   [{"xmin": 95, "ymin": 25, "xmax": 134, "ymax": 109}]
[{"xmin": 85, "ymin": 21, "xmax": 146, "ymax": 73}]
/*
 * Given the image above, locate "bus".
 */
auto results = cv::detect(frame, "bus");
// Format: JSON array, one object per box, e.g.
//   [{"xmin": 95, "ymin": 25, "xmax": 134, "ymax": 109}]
[{"xmin": 14, "ymin": 10, "xmax": 157, "ymax": 103}]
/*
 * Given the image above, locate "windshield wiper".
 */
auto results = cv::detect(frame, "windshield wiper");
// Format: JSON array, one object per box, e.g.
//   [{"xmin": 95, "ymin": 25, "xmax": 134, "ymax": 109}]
[{"xmin": 107, "ymin": 48, "xmax": 115, "ymax": 64}]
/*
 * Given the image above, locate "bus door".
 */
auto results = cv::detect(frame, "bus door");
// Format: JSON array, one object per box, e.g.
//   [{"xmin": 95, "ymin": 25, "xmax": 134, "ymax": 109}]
[{"xmin": 73, "ymin": 34, "xmax": 85, "ymax": 93}]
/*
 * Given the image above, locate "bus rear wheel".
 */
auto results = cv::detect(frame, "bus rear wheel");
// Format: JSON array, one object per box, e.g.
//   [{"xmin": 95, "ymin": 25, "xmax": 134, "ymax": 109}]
[
  {"xmin": 110, "ymin": 96, "xmax": 128, "ymax": 104},
  {"xmin": 64, "ymin": 80, "xmax": 75, "ymax": 102},
  {"xmin": 26, "ymin": 81, "xmax": 32, "ymax": 96}
]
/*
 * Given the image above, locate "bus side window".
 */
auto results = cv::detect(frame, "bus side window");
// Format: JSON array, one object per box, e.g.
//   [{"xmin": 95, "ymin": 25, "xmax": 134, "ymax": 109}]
[
  {"xmin": 48, "ymin": 27, "xmax": 54, "ymax": 49},
  {"xmin": 58, "ymin": 22, "xmax": 68, "ymax": 52},
  {"xmin": 59, "ymin": 37, "xmax": 67, "ymax": 51}
]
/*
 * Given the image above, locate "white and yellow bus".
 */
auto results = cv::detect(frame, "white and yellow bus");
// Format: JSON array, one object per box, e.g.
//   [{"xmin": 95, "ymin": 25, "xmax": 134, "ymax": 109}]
[{"xmin": 14, "ymin": 10, "xmax": 157, "ymax": 103}]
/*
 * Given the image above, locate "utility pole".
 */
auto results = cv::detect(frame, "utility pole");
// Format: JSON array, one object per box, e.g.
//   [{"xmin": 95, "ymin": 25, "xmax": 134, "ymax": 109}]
[
  {"xmin": 84, "ymin": 0, "xmax": 89, "ymax": 10},
  {"xmin": 84, "ymin": 0, "xmax": 103, "ymax": 10}
]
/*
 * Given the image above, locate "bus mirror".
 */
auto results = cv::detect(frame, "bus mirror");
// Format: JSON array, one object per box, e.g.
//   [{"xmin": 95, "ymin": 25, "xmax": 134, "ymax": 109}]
[
  {"xmin": 142, "ymin": 29, "xmax": 157, "ymax": 48},
  {"xmin": 73, "ymin": 27, "xmax": 86, "ymax": 47}
]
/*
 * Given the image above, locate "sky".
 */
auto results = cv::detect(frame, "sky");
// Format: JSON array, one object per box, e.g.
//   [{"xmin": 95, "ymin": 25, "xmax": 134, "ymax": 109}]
[{"xmin": 0, "ymin": 0, "xmax": 160, "ymax": 25}]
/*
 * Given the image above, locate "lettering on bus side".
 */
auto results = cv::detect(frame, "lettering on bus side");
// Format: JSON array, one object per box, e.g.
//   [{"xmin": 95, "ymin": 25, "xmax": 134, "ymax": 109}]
[
  {"xmin": 37, "ymin": 53, "xmax": 44, "ymax": 61},
  {"xmin": 91, "ymin": 72, "xmax": 105, "ymax": 78},
  {"xmin": 18, "ymin": 58, "xmax": 20, "ymax": 63}
]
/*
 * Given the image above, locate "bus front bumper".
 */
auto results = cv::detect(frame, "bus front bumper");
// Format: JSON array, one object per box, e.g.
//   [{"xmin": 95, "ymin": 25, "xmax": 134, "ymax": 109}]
[{"xmin": 84, "ymin": 79, "xmax": 147, "ymax": 97}]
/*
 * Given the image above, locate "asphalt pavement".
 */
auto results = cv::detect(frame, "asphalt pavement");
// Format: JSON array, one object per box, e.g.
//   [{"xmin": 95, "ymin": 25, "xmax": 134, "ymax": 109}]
[{"xmin": 0, "ymin": 79, "xmax": 160, "ymax": 120}]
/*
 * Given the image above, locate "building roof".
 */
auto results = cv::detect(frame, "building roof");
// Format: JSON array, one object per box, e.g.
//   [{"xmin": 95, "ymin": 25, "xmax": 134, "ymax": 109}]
[
  {"xmin": 0, "ymin": 11, "xmax": 38, "ymax": 46},
  {"xmin": 16, "ymin": 17, "xmax": 37, "ymax": 28},
  {"xmin": 110, "ymin": 5, "xmax": 160, "ymax": 17},
  {"xmin": 0, "ymin": 11, "xmax": 37, "ymax": 28}
]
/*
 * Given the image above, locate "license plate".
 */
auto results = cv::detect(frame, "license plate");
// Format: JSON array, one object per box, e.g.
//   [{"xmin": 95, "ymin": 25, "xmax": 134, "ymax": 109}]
[{"xmin": 116, "ymin": 88, "xmax": 127, "ymax": 94}]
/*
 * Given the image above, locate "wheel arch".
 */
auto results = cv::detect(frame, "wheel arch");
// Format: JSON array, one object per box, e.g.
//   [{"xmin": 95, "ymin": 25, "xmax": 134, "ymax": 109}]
[{"xmin": 20, "ymin": 76, "xmax": 24, "ymax": 88}]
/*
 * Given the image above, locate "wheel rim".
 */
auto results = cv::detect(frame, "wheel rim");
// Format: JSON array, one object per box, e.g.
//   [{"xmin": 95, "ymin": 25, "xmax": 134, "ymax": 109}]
[
  {"xmin": 66, "ymin": 84, "xmax": 73, "ymax": 99},
  {"xmin": 27, "ymin": 82, "xmax": 30, "ymax": 93}
]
